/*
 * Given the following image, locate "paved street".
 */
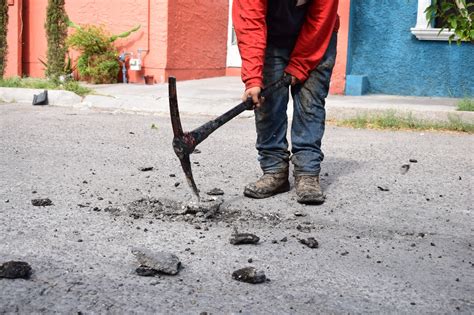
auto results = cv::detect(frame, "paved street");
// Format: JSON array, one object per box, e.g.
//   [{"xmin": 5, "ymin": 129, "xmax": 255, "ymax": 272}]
[{"xmin": 1, "ymin": 103, "xmax": 473, "ymax": 314}]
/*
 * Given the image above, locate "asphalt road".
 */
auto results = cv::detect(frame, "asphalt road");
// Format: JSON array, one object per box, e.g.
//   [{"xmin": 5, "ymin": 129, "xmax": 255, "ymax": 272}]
[{"xmin": 1, "ymin": 103, "xmax": 473, "ymax": 314}]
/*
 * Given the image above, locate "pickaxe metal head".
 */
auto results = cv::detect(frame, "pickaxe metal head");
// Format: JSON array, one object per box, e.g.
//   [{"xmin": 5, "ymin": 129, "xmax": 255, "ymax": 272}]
[{"xmin": 169, "ymin": 77, "xmax": 200, "ymax": 201}]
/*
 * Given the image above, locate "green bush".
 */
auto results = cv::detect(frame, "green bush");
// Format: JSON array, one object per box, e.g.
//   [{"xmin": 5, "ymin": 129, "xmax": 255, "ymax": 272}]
[
  {"xmin": 0, "ymin": 0, "xmax": 9, "ymax": 78},
  {"xmin": 425, "ymin": 0, "xmax": 474, "ymax": 44},
  {"xmin": 67, "ymin": 23, "xmax": 139, "ymax": 84},
  {"xmin": 457, "ymin": 98, "xmax": 474, "ymax": 111},
  {"xmin": 45, "ymin": 0, "xmax": 69, "ymax": 80}
]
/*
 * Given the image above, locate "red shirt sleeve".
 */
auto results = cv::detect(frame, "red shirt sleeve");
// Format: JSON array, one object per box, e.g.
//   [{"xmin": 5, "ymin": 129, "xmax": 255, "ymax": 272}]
[
  {"xmin": 232, "ymin": 0, "xmax": 267, "ymax": 90},
  {"xmin": 285, "ymin": 0, "xmax": 339, "ymax": 83}
]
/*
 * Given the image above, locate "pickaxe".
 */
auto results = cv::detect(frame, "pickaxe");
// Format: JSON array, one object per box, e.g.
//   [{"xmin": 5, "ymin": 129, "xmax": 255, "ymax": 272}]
[{"xmin": 169, "ymin": 75, "xmax": 292, "ymax": 201}]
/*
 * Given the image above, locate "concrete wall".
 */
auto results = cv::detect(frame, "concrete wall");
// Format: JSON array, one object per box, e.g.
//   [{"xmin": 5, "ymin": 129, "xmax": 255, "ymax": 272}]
[
  {"xmin": 21, "ymin": 0, "xmax": 169, "ymax": 83},
  {"xmin": 5, "ymin": 0, "xmax": 349, "ymax": 89},
  {"xmin": 330, "ymin": 0, "xmax": 351, "ymax": 95},
  {"xmin": 13, "ymin": 0, "xmax": 230, "ymax": 83},
  {"xmin": 5, "ymin": 0, "xmax": 22, "ymax": 77},
  {"xmin": 21, "ymin": 0, "xmax": 47, "ymax": 78},
  {"xmin": 166, "ymin": 0, "xmax": 228, "ymax": 81},
  {"xmin": 347, "ymin": 0, "xmax": 474, "ymax": 97}
]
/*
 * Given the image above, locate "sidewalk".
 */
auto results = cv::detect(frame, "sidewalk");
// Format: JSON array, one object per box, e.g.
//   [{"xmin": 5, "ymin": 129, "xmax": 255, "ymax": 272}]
[{"xmin": 1, "ymin": 76, "xmax": 472, "ymax": 123}]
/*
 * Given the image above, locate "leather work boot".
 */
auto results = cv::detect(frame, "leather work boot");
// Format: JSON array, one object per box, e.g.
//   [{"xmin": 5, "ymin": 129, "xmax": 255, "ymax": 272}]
[
  {"xmin": 244, "ymin": 171, "xmax": 290, "ymax": 199},
  {"xmin": 295, "ymin": 175, "xmax": 325, "ymax": 205}
]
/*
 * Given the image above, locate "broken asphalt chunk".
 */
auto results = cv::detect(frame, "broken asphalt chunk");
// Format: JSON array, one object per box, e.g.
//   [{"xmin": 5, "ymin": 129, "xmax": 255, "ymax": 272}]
[
  {"xmin": 232, "ymin": 267, "xmax": 266, "ymax": 284},
  {"xmin": 132, "ymin": 248, "xmax": 181, "ymax": 275},
  {"xmin": 135, "ymin": 266, "xmax": 160, "ymax": 277},
  {"xmin": 230, "ymin": 229, "xmax": 260, "ymax": 245},
  {"xmin": 32, "ymin": 90, "xmax": 48, "ymax": 106},
  {"xmin": 299, "ymin": 237, "xmax": 319, "ymax": 249},
  {"xmin": 138, "ymin": 166, "xmax": 154, "ymax": 172},
  {"xmin": 0, "ymin": 261, "xmax": 32, "ymax": 279},
  {"xmin": 206, "ymin": 188, "xmax": 224, "ymax": 196},
  {"xmin": 31, "ymin": 198, "xmax": 53, "ymax": 207}
]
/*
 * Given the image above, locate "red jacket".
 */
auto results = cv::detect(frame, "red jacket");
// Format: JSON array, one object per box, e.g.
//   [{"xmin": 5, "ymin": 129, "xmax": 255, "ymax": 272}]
[{"xmin": 232, "ymin": 0, "xmax": 339, "ymax": 89}]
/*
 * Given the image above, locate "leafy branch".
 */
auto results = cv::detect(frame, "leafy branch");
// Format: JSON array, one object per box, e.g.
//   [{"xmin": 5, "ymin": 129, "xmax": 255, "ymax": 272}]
[{"xmin": 425, "ymin": 0, "xmax": 474, "ymax": 44}]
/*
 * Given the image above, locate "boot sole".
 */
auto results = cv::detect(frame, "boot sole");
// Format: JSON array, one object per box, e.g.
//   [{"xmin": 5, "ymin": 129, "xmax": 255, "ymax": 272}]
[
  {"xmin": 243, "ymin": 181, "xmax": 291, "ymax": 199},
  {"xmin": 296, "ymin": 194, "xmax": 326, "ymax": 205}
]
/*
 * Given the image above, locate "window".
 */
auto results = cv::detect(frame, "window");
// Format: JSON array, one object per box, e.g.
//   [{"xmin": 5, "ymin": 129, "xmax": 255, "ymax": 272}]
[{"xmin": 411, "ymin": 0, "xmax": 456, "ymax": 41}]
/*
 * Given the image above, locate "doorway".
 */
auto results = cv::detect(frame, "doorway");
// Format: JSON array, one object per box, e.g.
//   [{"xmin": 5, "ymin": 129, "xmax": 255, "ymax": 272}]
[{"xmin": 226, "ymin": 0, "xmax": 241, "ymax": 68}]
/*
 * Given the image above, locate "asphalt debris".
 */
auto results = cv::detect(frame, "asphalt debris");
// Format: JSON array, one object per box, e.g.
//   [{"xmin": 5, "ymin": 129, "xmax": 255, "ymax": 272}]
[
  {"xmin": 299, "ymin": 237, "xmax": 319, "ymax": 249},
  {"xmin": 132, "ymin": 248, "xmax": 181, "ymax": 276},
  {"xmin": 400, "ymin": 164, "xmax": 410, "ymax": 174},
  {"xmin": 296, "ymin": 224, "xmax": 313, "ymax": 233},
  {"xmin": 206, "ymin": 188, "xmax": 224, "ymax": 196},
  {"xmin": 232, "ymin": 267, "xmax": 266, "ymax": 284},
  {"xmin": 0, "ymin": 261, "xmax": 32, "ymax": 279},
  {"xmin": 103, "ymin": 206, "xmax": 121, "ymax": 215},
  {"xmin": 123, "ymin": 197, "xmax": 224, "ymax": 223},
  {"xmin": 135, "ymin": 266, "xmax": 160, "ymax": 277},
  {"xmin": 230, "ymin": 228, "xmax": 260, "ymax": 245},
  {"xmin": 138, "ymin": 166, "xmax": 154, "ymax": 172},
  {"xmin": 31, "ymin": 198, "xmax": 53, "ymax": 207}
]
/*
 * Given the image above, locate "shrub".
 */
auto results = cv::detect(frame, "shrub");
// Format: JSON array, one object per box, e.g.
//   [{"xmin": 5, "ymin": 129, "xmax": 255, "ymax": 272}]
[
  {"xmin": 45, "ymin": 0, "xmax": 69, "ymax": 80},
  {"xmin": 67, "ymin": 22, "xmax": 140, "ymax": 84},
  {"xmin": 425, "ymin": 0, "xmax": 474, "ymax": 44},
  {"xmin": 0, "ymin": 0, "xmax": 9, "ymax": 78}
]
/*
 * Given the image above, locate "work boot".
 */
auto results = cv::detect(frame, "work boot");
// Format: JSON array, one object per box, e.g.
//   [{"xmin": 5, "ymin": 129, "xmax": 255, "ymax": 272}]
[
  {"xmin": 295, "ymin": 175, "xmax": 325, "ymax": 205},
  {"xmin": 244, "ymin": 171, "xmax": 290, "ymax": 199}
]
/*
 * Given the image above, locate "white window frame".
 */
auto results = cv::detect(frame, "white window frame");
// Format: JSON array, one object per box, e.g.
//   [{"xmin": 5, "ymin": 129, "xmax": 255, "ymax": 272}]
[{"xmin": 411, "ymin": 0, "xmax": 457, "ymax": 41}]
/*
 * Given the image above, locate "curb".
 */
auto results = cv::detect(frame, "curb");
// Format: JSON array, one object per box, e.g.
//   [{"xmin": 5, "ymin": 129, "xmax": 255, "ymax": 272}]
[
  {"xmin": 1, "ymin": 87, "xmax": 472, "ymax": 124},
  {"xmin": 0, "ymin": 87, "xmax": 82, "ymax": 107}
]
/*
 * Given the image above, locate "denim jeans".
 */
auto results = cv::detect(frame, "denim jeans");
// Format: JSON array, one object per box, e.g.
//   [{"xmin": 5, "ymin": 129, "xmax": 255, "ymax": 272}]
[{"xmin": 255, "ymin": 32, "xmax": 337, "ymax": 176}]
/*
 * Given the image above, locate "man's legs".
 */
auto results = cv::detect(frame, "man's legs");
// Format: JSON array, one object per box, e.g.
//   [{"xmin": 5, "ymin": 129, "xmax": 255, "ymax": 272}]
[
  {"xmin": 244, "ymin": 45, "xmax": 291, "ymax": 199},
  {"xmin": 290, "ymin": 33, "xmax": 338, "ymax": 204}
]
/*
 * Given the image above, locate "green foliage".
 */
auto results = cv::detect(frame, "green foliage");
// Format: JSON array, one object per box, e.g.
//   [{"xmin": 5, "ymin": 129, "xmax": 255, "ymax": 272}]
[
  {"xmin": 67, "ymin": 23, "xmax": 140, "ymax": 84},
  {"xmin": 338, "ymin": 110, "xmax": 474, "ymax": 133},
  {"xmin": 425, "ymin": 0, "xmax": 474, "ymax": 44},
  {"xmin": 457, "ymin": 98, "xmax": 474, "ymax": 111},
  {"xmin": 45, "ymin": 0, "xmax": 69, "ymax": 79},
  {"xmin": 0, "ymin": 76, "xmax": 93, "ymax": 97},
  {"xmin": 0, "ymin": 0, "xmax": 9, "ymax": 78},
  {"xmin": 62, "ymin": 80, "xmax": 93, "ymax": 96}
]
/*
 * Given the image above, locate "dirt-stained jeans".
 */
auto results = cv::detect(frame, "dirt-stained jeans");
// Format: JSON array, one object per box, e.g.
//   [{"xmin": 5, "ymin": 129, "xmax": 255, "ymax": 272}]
[{"xmin": 255, "ymin": 32, "xmax": 337, "ymax": 176}]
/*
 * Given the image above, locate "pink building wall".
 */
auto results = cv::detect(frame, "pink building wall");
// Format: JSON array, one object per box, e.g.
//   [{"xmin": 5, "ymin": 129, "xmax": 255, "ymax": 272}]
[
  {"xmin": 4, "ymin": 0, "xmax": 22, "ymax": 77},
  {"xmin": 5, "ymin": 0, "xmax": 350, "ymax": 91},
  {"xmin": 330, "ymin": 0, "xmax": 351, "ymax": 95},
  {"xmin": 20, "ymin": 0, "xmax": 169, "ymax": 83},
  {"xmin": 166, "ymin": 0, "xmax": 228, "ymax": 81}
]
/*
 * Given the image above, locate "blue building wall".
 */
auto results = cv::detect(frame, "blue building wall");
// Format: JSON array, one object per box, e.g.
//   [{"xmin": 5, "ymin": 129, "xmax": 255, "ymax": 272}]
[{"xmin": 347, "ymin": 0, "xmax": 474, "ymax": 97}]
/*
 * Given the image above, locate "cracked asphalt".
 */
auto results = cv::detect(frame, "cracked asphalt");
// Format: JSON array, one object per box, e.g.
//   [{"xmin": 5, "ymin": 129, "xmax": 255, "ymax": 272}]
[{"xmin": 1, "ymin": 103, "xmax": 473, "ymax": 314}]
